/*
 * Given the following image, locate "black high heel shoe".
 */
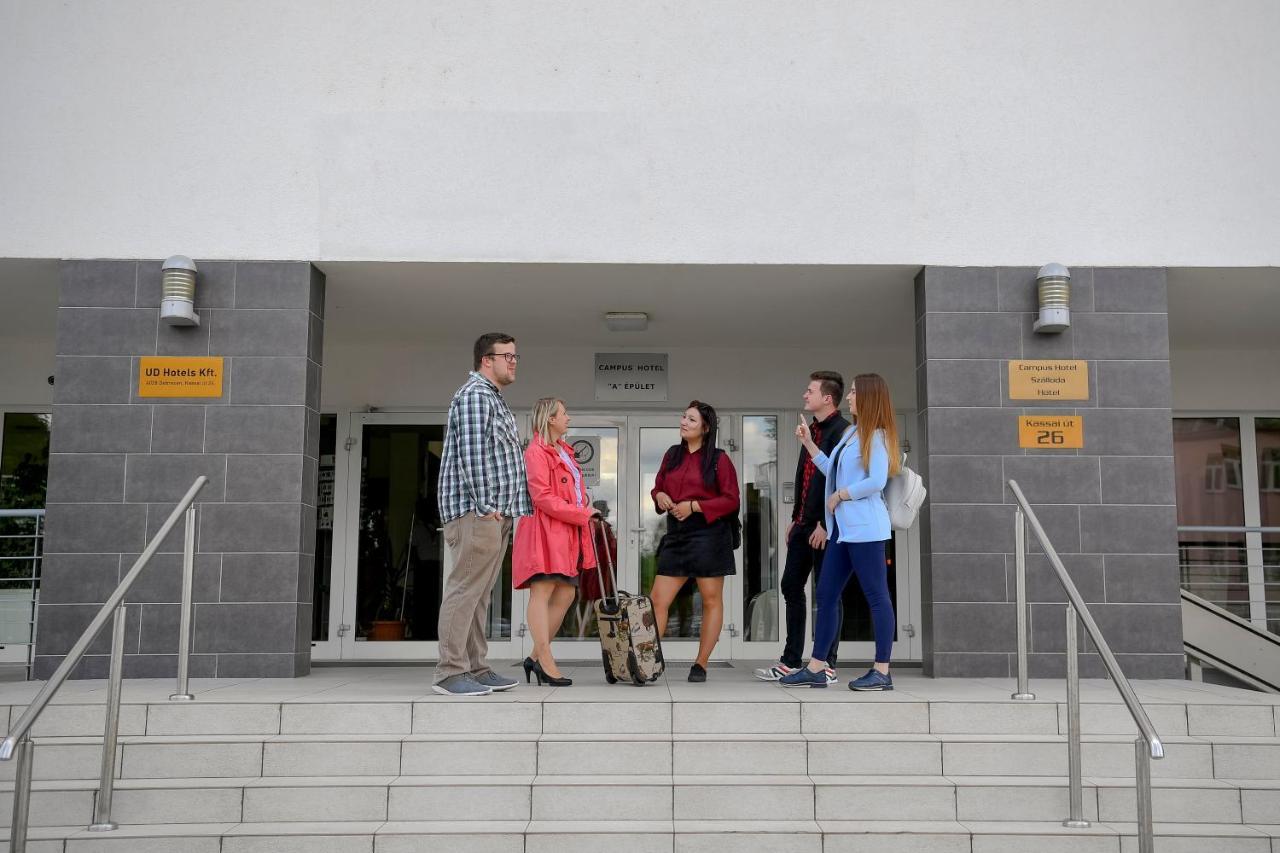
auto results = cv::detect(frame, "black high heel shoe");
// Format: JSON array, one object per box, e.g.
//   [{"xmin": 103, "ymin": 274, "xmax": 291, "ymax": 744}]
[
  {"xmin": 529, "ymin": 658, "xmax": 572, "ymax": 687},
  {"xmin": 522, "ymin": 657, "xmax": 538, "ymax": 683}
]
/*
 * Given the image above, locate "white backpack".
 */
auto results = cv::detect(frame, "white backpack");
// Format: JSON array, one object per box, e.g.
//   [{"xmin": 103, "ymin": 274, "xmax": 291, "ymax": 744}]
[{"xmin": 884, "ymin": 454, "xmax": 926, "ymax": 530}]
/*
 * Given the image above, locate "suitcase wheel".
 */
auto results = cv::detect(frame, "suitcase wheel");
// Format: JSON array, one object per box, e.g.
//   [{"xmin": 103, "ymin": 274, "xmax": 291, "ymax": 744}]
[
  {"xmin": 601, "ymin": 650, "xmax": 618, "ymax": 684},
  {"xmin": 626, "ymin": 653, "xmax": 647, "ymax": 686}
]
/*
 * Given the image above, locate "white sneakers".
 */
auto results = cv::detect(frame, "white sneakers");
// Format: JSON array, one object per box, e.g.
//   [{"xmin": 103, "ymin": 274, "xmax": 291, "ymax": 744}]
[
  {"xmin": 754, "ymin": 663, "xmax": 838, "ymax": 685},
  {"xmin": 753, "ymin": 663, "xmax": 798, "ymax": 681}
]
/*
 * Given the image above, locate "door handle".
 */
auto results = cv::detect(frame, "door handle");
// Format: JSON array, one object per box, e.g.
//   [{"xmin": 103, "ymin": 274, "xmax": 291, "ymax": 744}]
[{"xmin": 630, "ymin": 527, "xmax": 646, "ymax": 533}]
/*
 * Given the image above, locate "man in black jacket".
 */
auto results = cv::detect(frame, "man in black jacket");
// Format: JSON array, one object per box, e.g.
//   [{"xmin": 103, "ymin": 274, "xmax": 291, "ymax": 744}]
[{"xmin": 755, "ymin": 371, "xmax": 849, "ymax": 682}]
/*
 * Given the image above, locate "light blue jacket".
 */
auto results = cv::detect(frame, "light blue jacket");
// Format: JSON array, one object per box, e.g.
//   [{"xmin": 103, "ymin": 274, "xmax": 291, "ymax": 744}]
[{"xmin": 813, "ymin": 427, "xmax": 891, "ymax": 543}]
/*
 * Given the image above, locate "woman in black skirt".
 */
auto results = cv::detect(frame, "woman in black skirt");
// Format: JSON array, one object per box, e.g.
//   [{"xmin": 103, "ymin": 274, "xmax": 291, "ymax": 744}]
[{"xmin": 650, "ymin": 400, "xmax": 740, "ymax": 682}]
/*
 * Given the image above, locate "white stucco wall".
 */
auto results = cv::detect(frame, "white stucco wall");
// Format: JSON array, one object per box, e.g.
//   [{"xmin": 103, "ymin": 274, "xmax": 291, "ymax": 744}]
[{"xmin": 2, "ymin": 1, "xmax": 1277, "ymax": 265}]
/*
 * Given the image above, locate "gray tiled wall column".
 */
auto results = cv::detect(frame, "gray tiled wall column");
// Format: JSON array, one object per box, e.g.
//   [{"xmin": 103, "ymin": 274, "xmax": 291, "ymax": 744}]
[
  {"xmin": 916, "ymin": 266, "xmax": 1183, "ymax": 679},
  {"xmin": 37, "ymin": 260, "xmax": 324, "ymax": 679}
]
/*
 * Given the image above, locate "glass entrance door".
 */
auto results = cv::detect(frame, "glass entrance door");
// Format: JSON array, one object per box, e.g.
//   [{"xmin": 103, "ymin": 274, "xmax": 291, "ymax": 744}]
[
  {"xmin": 734, "ymin": 414, "xmax": 785, "ymax": 658},
  {"xmin": 542, "ymin": 417, "xmax": 625, "ymax": 662},
  {"xmin": 536, "ymin": 412, "xmax": 782, "ymax": 664},
  {"xmin": 337, "ymin": 412, "xmax": 521, "ymax": 661},
  {"xmin": 779, "ymin": 412, "xmax": 919, "ymax": 665},
  {"xmin": 323, "ymin": 408, "xmax": 916, "ymax": 666},
  {"xmin": 629, "ymin": 415, "xmax": 737, "ymax": 661}
]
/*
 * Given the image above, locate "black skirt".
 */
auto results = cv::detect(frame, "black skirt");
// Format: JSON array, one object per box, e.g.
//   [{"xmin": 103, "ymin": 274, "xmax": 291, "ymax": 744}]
[
  {"xmin": 522, "ymin": 572, "xmax": 579, "ymax": 588},
  {"xmin": 656, "ymin": 514, "xmax": 737, "ymax": 578}
]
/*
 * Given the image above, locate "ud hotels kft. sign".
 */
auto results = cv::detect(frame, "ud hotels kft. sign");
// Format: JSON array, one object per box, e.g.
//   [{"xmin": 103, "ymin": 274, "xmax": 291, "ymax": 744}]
[{"xmin": 138, "ymin": 357, "xmax": 224, "ymax": 398}]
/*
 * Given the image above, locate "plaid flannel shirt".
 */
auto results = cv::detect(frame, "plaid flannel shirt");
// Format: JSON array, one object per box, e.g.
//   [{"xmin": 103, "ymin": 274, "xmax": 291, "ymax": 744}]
[{"xmin": 438, "ymin": 372, "xmax": 532, "ymax": 523}]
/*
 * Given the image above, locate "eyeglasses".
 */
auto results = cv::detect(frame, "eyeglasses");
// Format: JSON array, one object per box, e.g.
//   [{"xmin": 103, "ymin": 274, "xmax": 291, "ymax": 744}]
[{"xmin": 484, "ymin": 352, "xmax": 521, "ymax": 364}]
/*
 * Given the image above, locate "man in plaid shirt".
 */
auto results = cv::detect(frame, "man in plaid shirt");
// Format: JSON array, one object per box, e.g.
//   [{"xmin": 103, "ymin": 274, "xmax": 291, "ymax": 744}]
[{"xmin": 433, "ymin": 332, "xmax": 532, "ymax": 696}]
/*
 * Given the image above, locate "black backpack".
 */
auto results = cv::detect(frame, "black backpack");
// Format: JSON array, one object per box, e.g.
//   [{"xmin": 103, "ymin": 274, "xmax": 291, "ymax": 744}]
[
  {"xmin": 714, "ymin": 448, "xmax": 743, "ymax": 550},
  {"xmin": 663, "ymin": 445, "xmax": 742, "ymax": 549}
]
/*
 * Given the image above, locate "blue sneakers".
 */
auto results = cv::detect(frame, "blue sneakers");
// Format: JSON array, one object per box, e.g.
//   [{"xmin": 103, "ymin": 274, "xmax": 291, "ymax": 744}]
[
  {"xmin": 849, "ymin": 669, "xmax": 893, "ymax": 691},
  {"xmin": 779, "ymin": 667, "xmax": 829, "ymax": 688}
]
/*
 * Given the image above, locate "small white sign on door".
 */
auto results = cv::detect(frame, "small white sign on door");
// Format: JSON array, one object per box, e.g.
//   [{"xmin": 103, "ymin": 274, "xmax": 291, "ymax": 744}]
[
  {"xmin": 594, "ymin": 352, "xmax": 668, "ymax": 402},
  {"xmin": 569, "ymin": 436, "xmax": 601, "ymax": 487}
]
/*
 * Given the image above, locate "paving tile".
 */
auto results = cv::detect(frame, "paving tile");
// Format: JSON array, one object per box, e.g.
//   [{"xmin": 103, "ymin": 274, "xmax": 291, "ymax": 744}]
[
  {"xmin": 242, "ymin": 783, "xmax": 388, "ymax": 822},
  {"xmin": 281, "ymin": 703, "xmax": 411, "ymax": 735}
]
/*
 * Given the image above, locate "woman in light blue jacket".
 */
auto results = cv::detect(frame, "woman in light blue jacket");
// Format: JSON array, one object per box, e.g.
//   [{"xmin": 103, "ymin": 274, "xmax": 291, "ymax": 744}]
[{"xmin": 780, "ymin": 373, "xmax": 902, "ymax": 691}]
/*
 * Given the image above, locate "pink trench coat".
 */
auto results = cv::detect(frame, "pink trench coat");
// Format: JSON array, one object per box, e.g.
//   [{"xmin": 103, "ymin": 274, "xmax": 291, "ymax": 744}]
[{"xmin": 512, "ymin": 436, "xmax": 598, "ymax": 589}]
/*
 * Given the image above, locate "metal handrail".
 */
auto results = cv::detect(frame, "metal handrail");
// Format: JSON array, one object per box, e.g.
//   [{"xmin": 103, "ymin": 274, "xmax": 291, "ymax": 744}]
[
  {"xmin": 1007, "ymin": 479, "xmax": 1162, "ymax": 853},
  {"xmin": 0, "ymin": 476, "xmax": 207, "ymax": 851},
  {"xmin": 1177, "ymin": 525, "xmax": 1280, "ymax": 533},
  {"xmin": 1176, "ymin": 523, "xmax": 1278, "ymax": 629}
]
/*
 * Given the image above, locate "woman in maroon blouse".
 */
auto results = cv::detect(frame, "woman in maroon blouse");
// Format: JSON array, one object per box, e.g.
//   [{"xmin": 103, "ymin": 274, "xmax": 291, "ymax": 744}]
[{"xmin": 650, "ymin": 400, "xmax": 741, "ymax": 682}]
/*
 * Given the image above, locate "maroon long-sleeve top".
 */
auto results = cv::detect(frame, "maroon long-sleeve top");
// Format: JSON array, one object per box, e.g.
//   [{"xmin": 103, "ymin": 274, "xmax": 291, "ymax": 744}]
[{"xmin": 650, "ymin": 446, "xmax": 740, "ymax": 524}]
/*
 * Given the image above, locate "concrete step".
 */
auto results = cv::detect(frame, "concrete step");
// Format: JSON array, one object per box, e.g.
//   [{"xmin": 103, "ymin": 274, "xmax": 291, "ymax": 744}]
[
  {"xmin": 2, "ymin": 774, "xmax": 1274, "ymax": 828},
  {"xmin": 2, "ymin": 674, "xmax": 1276, "ymax": 847},
  {"xmin": 5, "ymin": 732, "xmax": 1277, "ymax": 782},
  {"xmin": 7, "ymin": 819, "xmax": 1280, "ymax": 853},
  {"xmin": 5, "ymin": 694, "xmax": 1277, "ymax": 739}
]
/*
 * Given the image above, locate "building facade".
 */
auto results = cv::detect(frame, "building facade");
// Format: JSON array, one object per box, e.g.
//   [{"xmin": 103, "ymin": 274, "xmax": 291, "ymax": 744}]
[{"xmin": 1, "ymin": 2, "xmax": 1277, "ymax": 678}]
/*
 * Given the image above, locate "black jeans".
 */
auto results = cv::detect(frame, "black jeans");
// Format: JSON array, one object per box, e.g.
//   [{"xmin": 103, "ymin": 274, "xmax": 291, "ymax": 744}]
[{"xmin": 780, "ymin": 521, "xmax": 841, "ymax": 668}]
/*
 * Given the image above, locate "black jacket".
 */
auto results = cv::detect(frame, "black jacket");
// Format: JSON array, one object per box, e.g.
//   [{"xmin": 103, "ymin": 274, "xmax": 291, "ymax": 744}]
[{"xmin": 792, "ymin": 410, "xmax": 851, "ymax": 527}]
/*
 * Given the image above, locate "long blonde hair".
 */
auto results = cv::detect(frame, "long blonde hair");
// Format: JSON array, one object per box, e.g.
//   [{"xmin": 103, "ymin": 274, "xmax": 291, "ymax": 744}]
[
  {"xmin": 852, "ymin": 373, "xmax": 902, "ymax": 476},
  {"xmin": 531, "ymin": 397, "xmax": 566, "ymax": 445}
]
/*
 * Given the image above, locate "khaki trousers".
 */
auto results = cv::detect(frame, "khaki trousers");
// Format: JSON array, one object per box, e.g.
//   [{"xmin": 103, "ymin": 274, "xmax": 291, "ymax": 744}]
[{"xmin": 433, "ymin": 513, "xmax": 512, "ymax": 684}]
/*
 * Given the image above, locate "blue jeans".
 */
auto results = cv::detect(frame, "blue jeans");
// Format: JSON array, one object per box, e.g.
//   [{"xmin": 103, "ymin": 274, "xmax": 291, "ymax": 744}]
[{"xmin": 811, "ymin": 534, "xmax": 894, "ymax": 664}]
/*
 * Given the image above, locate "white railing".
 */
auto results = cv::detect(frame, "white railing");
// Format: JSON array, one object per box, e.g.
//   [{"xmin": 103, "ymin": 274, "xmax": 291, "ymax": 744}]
[
  {"xmin": 1177, "ymin": 524, "xmax": 1279, "ymax": 634},
  {"xmin": 0, "ymin": 509, "xmax": 44, "ymax": 677}
]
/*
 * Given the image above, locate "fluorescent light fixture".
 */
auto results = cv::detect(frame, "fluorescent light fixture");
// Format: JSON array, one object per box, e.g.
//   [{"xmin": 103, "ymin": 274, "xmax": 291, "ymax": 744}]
[{"xmin": 604, "ymin": 311, "xmax": 648, "ymax": 332}]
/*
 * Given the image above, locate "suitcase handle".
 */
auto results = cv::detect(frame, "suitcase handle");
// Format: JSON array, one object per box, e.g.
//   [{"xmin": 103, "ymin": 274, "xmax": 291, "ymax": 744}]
[{"xmin": 587, "ymin": 516, "xmax": 621, "ymax": 610}]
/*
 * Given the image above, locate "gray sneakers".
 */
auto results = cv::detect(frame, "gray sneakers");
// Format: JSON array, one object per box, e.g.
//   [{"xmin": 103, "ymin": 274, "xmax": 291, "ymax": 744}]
[
  {"xmin": 432, "ymin": 673, "xmax": 492, "ymax": 696},
  {"xmin": 472, "ymin": 670, "xmax": 518, "ymax": 692}
]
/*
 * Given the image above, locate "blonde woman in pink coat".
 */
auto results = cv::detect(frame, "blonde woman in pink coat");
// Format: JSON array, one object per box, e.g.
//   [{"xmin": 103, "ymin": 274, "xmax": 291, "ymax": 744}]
[{"xmin": 512, "ymin": 398, "xmax": 599, "ymax": 686}]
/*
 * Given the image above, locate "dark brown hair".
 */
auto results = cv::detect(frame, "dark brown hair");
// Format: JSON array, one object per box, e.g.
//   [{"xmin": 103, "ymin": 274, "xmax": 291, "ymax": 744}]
[
  {"xmin": 473, "ymin": 332, "xmax": 515, "ymax": 370},
  {"xmin": 809, "ymin": 371, "xmax": 844, "ymax": 406},
  {"xmin": 659, "ymin": 400, "xmax": 721, "ymax": 487}
]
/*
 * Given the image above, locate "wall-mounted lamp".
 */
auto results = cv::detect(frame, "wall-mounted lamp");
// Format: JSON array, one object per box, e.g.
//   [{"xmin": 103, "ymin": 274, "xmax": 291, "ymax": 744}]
[
  {"xmin": 1033, "ymin": 263, "xmax": 1071, "ymax": 334},
  {"xmin": 604, "ymin": 311, "xmax": 648, "ymax": 332},
  {"xmin": 160, "ymin": 255, "xmax": 200, "ymax": 327}
]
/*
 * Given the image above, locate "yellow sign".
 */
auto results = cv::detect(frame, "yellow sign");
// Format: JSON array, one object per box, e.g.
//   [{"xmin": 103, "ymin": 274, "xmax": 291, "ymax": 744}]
[
  {"xmin": 1019, "ymin": 415, "xmax": 1084, "ymax": 449},
  {"xmin": 139, "ymin": 357, "xmax": 224, "ymax": 398},
  {"xmin": 1008, "ymin": 360, "xmax": 1089, "ymax": 400}
]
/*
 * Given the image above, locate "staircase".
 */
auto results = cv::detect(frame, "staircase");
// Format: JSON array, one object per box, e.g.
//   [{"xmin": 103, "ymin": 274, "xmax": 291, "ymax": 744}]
[
  {"xmin": 1182, "ymin": 589, "xmax": 1280, "ymax": 693},
  {"xmin": 2, "ymin": 665, "xmax": 1279, "ymax": 852}
]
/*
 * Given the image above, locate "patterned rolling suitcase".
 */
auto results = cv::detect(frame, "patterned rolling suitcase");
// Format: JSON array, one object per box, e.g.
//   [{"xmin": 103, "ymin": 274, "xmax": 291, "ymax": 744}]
[{"xmin": 590, "ymin": 518, "xmax": 665, "ymax": 685}]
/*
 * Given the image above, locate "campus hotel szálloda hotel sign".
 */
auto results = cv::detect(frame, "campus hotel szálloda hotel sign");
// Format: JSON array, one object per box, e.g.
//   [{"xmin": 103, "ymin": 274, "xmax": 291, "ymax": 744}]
[{"xmin": 1009, "ymin": 360, "xmax": 1087, "ymax": 449}]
